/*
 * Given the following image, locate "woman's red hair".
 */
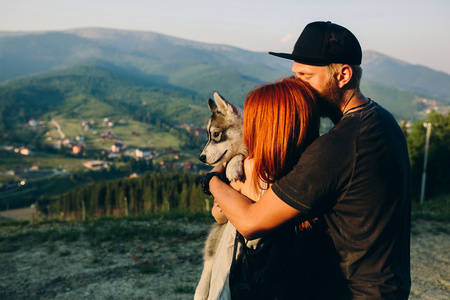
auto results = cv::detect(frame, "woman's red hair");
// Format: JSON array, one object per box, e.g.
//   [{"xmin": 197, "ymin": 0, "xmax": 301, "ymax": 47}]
[{"xmin": 244, "ymin": 77, "xmax": 320, "ymax": 192}]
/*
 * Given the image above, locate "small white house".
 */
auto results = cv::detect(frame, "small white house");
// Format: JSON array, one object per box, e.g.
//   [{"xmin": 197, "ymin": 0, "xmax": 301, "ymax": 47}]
[
  {"xmin": 135, "ymin": 148, "xmax": 152, "ymax": 158},
  {"xmin": 111, "ymin": 142, "xmax": 124, "ymax": 153}
]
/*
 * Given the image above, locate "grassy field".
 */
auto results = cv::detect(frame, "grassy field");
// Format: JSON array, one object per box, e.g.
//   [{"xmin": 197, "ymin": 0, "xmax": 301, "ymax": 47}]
[
  {"xmin": 0, "ymin": 173, "xmax": 15, "ymax": 184},
  {"xmin": 0, "ymin": 152, "xmax": 88, "ymax": 173},
  {"xmin": 52, "ymin": 116, "xmax": 183, "ymax": 151},
  {"xmin": 412, "ymin": 193, "xmax": 450, "ymax": 223}
]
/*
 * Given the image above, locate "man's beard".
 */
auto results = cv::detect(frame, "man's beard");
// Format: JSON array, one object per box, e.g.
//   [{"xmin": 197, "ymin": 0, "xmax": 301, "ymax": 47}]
[{"xmin": 316, "ymin": 77, "xmax": 343, "ymax": 123}]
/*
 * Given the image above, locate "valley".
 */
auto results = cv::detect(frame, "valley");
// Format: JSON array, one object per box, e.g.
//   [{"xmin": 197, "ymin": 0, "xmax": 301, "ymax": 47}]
[
  {"xmin": 0, "ymin": 113, "xmax": 208, "ymax": 211},
  {"xmin": 1, "ymin": 26, "xmax": 449, "ymax": 216}
]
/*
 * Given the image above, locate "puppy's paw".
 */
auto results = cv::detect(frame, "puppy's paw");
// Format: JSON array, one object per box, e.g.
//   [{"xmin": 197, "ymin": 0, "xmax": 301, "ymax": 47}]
[{"xmin": 226, "ymin": 155, "xmax": 245, "ymax": 182}]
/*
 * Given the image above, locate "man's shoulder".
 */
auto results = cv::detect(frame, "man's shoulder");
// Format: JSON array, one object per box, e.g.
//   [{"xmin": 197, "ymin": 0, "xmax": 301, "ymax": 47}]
[
  {"xmin": 361, "ymin": 100, "xmax": 397, "ymax": 125},
  {"xmin": 308, "ymin": 113, "xmax": 361, "ymax": 151},
  {"xmin": 334, "ymin": 100, "xmax": 400, "ymax": 136}
]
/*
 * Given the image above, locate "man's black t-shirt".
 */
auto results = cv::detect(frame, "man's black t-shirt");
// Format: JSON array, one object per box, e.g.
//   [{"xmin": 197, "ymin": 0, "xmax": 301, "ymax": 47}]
[{"xmin": 272, "ymin": 101, "xmax": 411, "ymax": 299}]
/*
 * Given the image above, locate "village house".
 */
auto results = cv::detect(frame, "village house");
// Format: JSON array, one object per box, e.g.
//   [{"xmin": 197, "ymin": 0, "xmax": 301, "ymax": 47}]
[
  {"xmin": 62, "ymin": 138, "xmax": 76, "ymax": 148},
  {"xmin": 83, "ymin": 161, "xmax": 110, "ymax": 170},
  {"xmin": 179, "ymin": 123, "xmax": 207, "ymax": 136},
  {"xmin": 28, "ymin": 119, "xmax": 39, "ymax": 127},
  {"xmin": 194, "ymin": 128, "xmax": 207, "ymax": 136},
  {"xmin": 81, "ymin": 121, "xmax": 92, "ymax": 131},
  {"xmin": 163, "ymin": 147, "xmax": 177, "ymax": 154},
  {"xmin": 111, "ymin": 142, "xmax": 124, "ymax": 153},
  {"xmin": 7, "ymin": 167, "xmax": 29, "ymax": 178},
  {"xmin": 72, "ymin": 144, "xmax": 85, "ymax": 155},
  {"xmin": 99, "ymin": 131, "xmax": 118, "ymax": 141},
  {"xmin": 20, "ymin": 147, "xmax": 30, "ymax": 156},
  {"xmin": 135, "ymin": 148, "xmax": 153, "ymax": 158},
  {"xmin": 184, "ymin": 161, "xmax": 193, "ymax": 171}
]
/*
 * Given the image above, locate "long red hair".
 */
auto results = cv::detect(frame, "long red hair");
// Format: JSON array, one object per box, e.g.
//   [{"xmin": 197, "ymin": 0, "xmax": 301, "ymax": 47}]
[{"xmin": 244, "ymin": 77, "xmax": 320, "ymax": 192}]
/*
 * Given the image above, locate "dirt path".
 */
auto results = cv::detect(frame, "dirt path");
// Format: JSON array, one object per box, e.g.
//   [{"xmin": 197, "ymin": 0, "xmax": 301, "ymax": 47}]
[
  {"xmin": 50, "ymin": 119, "xmax": 65, "ymax": 140},
  {"xmin": 409, "ymin": 220, "xmax": 450, "ymax": 299}
]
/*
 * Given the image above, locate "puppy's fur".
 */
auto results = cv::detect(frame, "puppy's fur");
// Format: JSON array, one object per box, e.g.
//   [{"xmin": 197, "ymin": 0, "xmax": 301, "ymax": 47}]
[
  {"xmin": 195, "ymin": 92, "xmax": 248, "ymax": 300},
  {"xmin": 199, "ymin": 92, "xmax": 248, "ymax": 182}
]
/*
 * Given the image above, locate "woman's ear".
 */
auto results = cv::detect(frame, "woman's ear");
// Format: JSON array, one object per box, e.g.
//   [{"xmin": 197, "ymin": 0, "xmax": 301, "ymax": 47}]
[{"xmin": 337, "ymin": 64, "xmax": 353, "ymax": 88}]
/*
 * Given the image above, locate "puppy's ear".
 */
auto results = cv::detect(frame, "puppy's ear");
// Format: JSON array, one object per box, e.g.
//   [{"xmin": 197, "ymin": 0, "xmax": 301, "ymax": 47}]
[
  {"xmin": 207, "ymin": 98, "xmax": 218, "ymax": 113},
  {"xmin": 213, "ymin": 91, "xmax": 236, "ymax": 115}
]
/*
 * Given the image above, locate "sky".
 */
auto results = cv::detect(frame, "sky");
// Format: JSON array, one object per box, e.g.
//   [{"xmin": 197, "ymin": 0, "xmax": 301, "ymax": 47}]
[{"xmin": 1, "ymin": 0, "xmax": 449, "ymax": 74}]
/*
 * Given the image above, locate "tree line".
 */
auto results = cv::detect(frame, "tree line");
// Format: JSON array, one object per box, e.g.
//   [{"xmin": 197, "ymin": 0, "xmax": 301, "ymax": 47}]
[
  {"xmin": 43, "ymin": 172, "xmax": 212, "ymax": 220},
  {"xmin": 405, "ymin": 110, "xmax": 450, "ymax": 200}
]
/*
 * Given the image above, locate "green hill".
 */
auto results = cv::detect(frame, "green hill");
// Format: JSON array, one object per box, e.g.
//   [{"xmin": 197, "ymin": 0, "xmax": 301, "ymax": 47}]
[
  {"xmin": 0, "ymin": 61, "xmax": 209, "ymax": 147},
  {"xmin": 360, "ymin": 80, "xmax": 423, "ymax": 121}
]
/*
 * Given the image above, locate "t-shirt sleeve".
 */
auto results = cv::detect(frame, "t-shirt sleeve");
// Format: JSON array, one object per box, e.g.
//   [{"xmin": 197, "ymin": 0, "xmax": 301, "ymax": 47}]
[{"xmin": 272, "ymin": 124, "xmax": 357, "ymax": 215}]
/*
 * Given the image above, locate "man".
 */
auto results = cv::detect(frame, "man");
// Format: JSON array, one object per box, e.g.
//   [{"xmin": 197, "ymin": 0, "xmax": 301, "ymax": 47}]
[{"xmin": 204, "ymin": 21, "xmax": 411, "ymax": 299}]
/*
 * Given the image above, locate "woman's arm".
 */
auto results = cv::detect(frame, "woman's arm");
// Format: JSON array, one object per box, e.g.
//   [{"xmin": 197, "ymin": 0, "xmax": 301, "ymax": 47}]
[{"xmin": 209, "ymin": 162, "xmax": 301, "ymax": 240}]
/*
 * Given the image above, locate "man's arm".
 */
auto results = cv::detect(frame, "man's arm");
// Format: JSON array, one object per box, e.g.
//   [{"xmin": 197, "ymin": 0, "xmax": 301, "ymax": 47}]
[{"xmin": 209, "ymin": 164, "xmax": 300, "ymax": 240}]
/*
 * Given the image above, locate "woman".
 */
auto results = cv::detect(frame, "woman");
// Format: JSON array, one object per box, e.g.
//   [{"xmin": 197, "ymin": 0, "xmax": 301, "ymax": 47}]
[
  {"xmin": 212, "ymin": 76, "xmax": 319, "ymax": 219},
  {"xmin": 208, "ymin": 77, "xmax": 325, "ymax": 299}
]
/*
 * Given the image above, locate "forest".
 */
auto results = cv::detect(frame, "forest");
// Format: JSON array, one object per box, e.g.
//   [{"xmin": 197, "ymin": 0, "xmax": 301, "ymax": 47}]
[
  {"xmin": 406, "ymin": 111, "xmax": 450, "ymax": 199},
  {"xmin": 40, "ymin": 172, "xmax": 210, "ymax": 220}
]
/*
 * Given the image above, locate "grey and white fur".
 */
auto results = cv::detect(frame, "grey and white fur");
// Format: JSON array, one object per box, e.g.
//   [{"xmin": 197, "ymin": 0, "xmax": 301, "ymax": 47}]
[
  {"xmin": 195, "ymin": 92, "xmax": 248, "ymax": 299},
  {"xmin": 199, "ymin": 91, "xmax": 248, "ymax": 181}
]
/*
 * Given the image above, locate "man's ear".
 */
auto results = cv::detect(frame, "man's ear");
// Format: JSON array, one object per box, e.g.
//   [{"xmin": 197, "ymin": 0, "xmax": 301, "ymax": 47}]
[{"xmin": 337, "ymin": 65, "xmax": 353, "ymax": 88}]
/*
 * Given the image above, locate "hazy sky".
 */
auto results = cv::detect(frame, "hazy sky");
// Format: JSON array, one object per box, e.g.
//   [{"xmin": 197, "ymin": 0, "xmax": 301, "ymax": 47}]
[{"xmin": 1, "ymin": 0, "xmax": 449, "ymax": 74}]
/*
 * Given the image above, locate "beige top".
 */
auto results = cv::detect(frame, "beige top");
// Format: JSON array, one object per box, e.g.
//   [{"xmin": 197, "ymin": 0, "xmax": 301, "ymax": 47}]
[{"xmin": 209, "ymin": 158, "xmax": 267, "ymax": 299}]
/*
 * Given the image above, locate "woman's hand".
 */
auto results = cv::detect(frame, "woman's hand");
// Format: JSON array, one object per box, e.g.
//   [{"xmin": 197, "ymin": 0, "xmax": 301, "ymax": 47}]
[
  {"xmin": 239, "ymin": 158, "xmax": 261, "ymax": 201},
  {"xmin": 243, "ymin": 158, "xmax": 254, "ymax": 179},
  {"xmin": 209, "ymin": 158, "xmax": 258, "ymax": 223},
  {"xmin": 210, "ymin": 163, "xmax": 226, "ymax": 178},
  {"xmin": 211, "ymin": 199, "xmax": 228, "ymax": 224}
]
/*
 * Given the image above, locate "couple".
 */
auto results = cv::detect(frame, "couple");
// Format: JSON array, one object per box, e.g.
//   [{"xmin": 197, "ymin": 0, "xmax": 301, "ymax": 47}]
[{"xmin": 203, "ymin": 21, "xmax": 411, "ymax": 299}]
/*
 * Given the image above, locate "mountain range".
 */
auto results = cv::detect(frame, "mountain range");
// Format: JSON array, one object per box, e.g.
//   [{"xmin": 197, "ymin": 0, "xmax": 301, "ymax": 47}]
[{"xmin": 1, "ymin": 27, "xmax": 449, "ymax": 146}]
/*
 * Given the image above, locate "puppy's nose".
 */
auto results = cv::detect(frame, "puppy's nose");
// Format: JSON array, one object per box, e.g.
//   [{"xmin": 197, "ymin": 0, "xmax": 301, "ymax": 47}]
[{"xmin": 199, "ymin": 155, "xmax": 206, "ymax": 163}]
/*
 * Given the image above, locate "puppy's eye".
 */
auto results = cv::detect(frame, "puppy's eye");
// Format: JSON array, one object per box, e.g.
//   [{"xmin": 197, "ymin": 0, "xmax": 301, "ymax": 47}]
[{"xmin": 213, "ymin": 132, "xmax": 220, "ymax": 138}]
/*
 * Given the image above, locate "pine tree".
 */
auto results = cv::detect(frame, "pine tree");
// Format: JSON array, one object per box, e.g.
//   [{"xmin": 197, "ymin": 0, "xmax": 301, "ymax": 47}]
[{"xmin": 179, "ymin": 183, "xmax": 190, "ymax": 213}]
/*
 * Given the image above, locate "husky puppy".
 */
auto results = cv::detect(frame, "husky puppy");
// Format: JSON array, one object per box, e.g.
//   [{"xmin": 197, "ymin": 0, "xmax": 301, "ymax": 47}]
[
  {"xmin": 199, "ymin": 91, "xmax": 248, "ymax": 182},
  {"xmin": 195, "ymin": 92, "xmax": 248, "ymax": 300}
]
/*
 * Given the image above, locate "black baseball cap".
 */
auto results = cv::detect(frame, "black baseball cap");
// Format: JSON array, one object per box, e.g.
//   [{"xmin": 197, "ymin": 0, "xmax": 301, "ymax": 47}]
[{"xmin": 269, "ymin": 21, "xmax": 362, "ymax": 66}]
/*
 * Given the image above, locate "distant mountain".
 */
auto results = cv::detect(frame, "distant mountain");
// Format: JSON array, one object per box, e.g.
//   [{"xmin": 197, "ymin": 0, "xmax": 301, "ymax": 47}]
[
  {"xmin": 362, "ymin": 51, "xmax": 450, "ymax": 102},
  {"xmin": 66, "ymin": 28, "xmax": 290, "ymax": 73},
  {"xmin": 0, "ymin": 32, "xmax": 117, "ymax": 81},
  {"xmin": 0, "ymin": 28, "xmax": 289, "ymax": 105},
  {"xmin": 0, "ymin": 27, "xmax": 448, "ymax": 125}
]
